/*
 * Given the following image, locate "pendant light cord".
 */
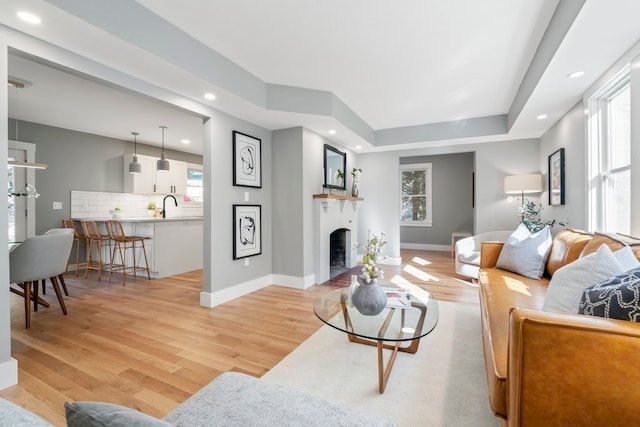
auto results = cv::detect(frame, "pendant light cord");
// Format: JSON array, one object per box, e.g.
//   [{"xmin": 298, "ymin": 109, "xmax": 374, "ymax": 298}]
[
  {"xmin": 132, "ymin": 131, "xmax": 139, "ymax": 155},
  {"xmin": 160, "ymin": 125, "xmax": 166, "ymax": 153}
]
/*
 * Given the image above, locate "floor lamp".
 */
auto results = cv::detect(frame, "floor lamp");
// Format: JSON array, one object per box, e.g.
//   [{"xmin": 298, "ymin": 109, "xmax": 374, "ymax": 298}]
[{"xmin": 504, "ymin": 174, "xmax": 543, "ymax": 221}]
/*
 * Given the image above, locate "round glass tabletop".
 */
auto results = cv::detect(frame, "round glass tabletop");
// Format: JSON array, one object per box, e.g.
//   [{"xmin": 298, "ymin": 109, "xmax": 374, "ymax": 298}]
[{"xmin": 313, "ymin": 284, "xmax": 439, "ymax": 343}]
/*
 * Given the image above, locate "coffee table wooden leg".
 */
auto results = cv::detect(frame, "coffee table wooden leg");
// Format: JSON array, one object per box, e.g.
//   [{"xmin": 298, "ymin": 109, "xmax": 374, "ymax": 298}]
[{"xmin": 378, "ymin": 340, "xmax": 400, "ymax": 394}]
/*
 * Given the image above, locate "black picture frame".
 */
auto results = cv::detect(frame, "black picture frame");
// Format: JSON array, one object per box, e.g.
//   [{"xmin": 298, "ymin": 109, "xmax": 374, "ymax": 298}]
[
  {"xmin": 233, "ymin": 204, "xmax": 262, "ymax": 260},
  {"xmin": 323, "ymin": 144, "xmax": 347, "ymax": 190},
  {"xmin": 548, "ymin": 148, "xmax": 565, "ymax": 206},
  {"xmin": 233, "ymin": 131, "xmax": 262, "ymax": 188}
]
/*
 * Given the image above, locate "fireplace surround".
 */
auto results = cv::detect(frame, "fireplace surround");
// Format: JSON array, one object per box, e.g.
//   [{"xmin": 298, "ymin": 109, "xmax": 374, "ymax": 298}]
[{"xmin": 313, "ymin": 195, "xmax": 361, "ymax": 284}]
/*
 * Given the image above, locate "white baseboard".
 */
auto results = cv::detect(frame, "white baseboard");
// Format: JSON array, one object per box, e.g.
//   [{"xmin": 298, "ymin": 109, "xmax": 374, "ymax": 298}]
[
  {"xmin": 200, "ymin": 274, "xmax": 273, "ymax": 307},
  {"xmin": 199, "ymin": 273, "xmax": 319, "ymax": 307},
  {"xmin": 400, "ymin": 243, "xmax": 450, "ymax": 252},
  {"xmin": 0, "ymin": 358, "xmax": 18, "ymax": 390},
  {"xmin": 271, "ymin": 274, "xmax": 316, "ymax": 289}
]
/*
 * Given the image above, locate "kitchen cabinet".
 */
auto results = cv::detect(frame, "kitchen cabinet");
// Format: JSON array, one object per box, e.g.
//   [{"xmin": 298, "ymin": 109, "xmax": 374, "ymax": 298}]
[
  {"xmin": 123, "ymin": 154, "xmax": 187, "ymax": 194},
  {"xmin": 123, "ymin": 153, "xmax": 155, "ymax": 193},
  {"xmin": 155, "ymin": 159, "xmax": 187, "ymax": 194}
]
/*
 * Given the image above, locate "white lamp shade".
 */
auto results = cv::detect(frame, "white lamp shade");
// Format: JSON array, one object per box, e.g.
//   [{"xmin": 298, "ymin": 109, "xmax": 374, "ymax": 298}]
[{"xmin": 504, "ymin": 174, "xmax": 542, "ymax": 194}]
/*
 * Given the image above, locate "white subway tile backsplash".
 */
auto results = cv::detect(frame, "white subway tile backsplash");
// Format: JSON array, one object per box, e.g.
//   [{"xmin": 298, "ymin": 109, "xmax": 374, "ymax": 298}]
[{"xmin": 71, "ymin": 191, "xmax": 203, "ymax": 219}]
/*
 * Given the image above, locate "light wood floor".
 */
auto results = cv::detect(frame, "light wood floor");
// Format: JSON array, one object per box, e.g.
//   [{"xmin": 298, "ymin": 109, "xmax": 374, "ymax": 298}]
[{"xmin": 1, "ymin": 249, "xmax": 477, "ymax": 425}]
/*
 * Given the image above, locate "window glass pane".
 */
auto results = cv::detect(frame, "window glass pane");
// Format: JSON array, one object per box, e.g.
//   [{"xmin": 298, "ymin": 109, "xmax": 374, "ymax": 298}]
[
  {"xmin": 608, "ymin": 85, "xmax": 630, "ymax": 169},
  {"xmin": 186, "ymin": 168, "xmax": 203, "ymax": 202},
  {"xmin": 401, "ymin": 170, "xmax": 426, "ymax": 196},
  {"xmin": 606, "ymin": 170, "xmax": 630, "ymax": 234},
  {"xmin": 401, "ymin": 196, "xmax": 426, "ymax": 221}
]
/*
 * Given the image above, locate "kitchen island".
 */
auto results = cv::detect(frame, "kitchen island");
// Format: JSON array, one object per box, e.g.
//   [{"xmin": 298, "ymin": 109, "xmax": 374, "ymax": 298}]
[{"xmin": 71, "ymin": 217, "xmax": 203, "ymax": 279}]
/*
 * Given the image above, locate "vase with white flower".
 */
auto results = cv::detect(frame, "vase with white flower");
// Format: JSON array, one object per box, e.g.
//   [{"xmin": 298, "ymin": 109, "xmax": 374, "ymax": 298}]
[
  {"xmin": 351, "ymin": 230, "xmax": 387, "ymax": 315},
  {"xmin": 351, "ymin": 167, "xmax": 362, "ymax": 198}
]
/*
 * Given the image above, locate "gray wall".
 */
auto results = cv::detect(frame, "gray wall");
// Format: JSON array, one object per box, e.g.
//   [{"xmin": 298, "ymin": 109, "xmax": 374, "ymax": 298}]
[
  {"xmin": 358, "ymin": 138, "xmax": 541, "ymax": 259},
  {"xmin": 539, "ymin": 101, "xmax": 586, "ymax": 231},
  {"xmin": 272, "ymin": 127, "xmax": 304, "ymax": 277},
  {"xmin": 474, "ymin": 138, "xmax": 541, "ymax": 233},
  {"xmin": 272, "ymin": 126, "xmax": 357, "ymax": 281},
  {"xmin": 8, "ymin": 119, "xmax": 202, "ymax": 235},
  {"xmin": 204, "ymin": 110, "xmax": 272, "ymax": 294},
  {"xmin": 399, "ymin": 152, "xmax": 474, "ymax": 246}
]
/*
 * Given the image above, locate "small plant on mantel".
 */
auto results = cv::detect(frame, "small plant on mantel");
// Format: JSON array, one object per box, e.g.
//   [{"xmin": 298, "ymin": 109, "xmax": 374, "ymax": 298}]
[{"xmin": 519, "ymin": 199, "xmax": 567, "ymax": 233}]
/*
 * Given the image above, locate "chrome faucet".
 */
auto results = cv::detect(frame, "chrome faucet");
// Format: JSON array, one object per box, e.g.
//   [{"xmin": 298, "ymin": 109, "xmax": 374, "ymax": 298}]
[{"xmin": 162, "ymin": 195, "xmax": 178, "ymax": 218}]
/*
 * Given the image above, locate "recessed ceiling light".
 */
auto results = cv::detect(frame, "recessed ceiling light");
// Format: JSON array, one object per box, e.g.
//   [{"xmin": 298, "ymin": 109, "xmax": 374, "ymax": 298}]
[
  {"xmin": 204, "ymin": 93, "xmax": 216, "ymax": 100},
  {"xmin": 17, "ymin": 11, "xmax": 41, "ymax": 24},
  {"xmin": 355, "ymin": 145, "xmax": 362, "ymax": 150},
  {"xmin": 537, "ymin": 114, "xmax": 548, "ymax": 120},
  {"xmin": 328, "ymin": 129, "xmax": 336, "ymax": 135},
  {"xmin": 567, "ymin": 71, "xmax": 585, "ymax": 78},
  {"xmin": 181, "ymin": 139, "xmax": 191, "ymax": 144}
]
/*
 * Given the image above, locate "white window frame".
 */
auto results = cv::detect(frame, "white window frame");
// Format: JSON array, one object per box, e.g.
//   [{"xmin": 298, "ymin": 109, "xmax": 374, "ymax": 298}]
[
  {"xmin": 587, "ymin": 67, "xmax": 631, "ymax": 233},
  {"xmin": 400, "ymin": 163, "xmax": 433, "ymax": 227}
]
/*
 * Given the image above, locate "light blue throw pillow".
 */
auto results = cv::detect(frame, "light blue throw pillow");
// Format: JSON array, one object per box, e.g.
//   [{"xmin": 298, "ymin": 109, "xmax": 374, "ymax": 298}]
[{"xmin": 495, "ymin": 223, "xmax": 552, "ymax": 279}]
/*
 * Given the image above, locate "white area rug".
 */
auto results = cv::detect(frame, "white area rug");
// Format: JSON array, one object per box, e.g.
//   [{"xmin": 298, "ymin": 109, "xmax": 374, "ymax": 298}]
[{"xmin": 262, "ymin": 301, "xmax": 498, "ymax": 427}]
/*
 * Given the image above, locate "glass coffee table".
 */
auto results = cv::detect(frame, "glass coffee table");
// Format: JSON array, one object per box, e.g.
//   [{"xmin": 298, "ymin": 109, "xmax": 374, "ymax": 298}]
[{"xmin": 313, "ymin": 283, "xmax": 439, "ymax": 393}]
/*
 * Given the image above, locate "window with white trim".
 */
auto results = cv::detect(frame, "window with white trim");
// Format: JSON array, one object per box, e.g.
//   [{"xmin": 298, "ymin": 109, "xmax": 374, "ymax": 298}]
[
  {"xmin": 400, "ymin": 163, "xmax": 432, "ymax": 227},
  {"xmin": 186, "ymin": 167, "xmax": 203, "ymax": 203},
  {"xmin": 587, "ymin": 68, "xmax": 631, "ymax": 234}
]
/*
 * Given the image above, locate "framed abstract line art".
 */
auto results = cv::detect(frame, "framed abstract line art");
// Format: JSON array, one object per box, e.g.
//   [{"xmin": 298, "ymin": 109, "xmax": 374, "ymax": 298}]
[
  {"xmin": 233, "ymin": 131, "xmax": 262, "ymax": 188},
  {"xmin": 548, "ymin": 148, "xmax": 565, "ymax": 205},
  {"xmin": 233, "ymin": 204, "xmax": 262, "ymax": 259}
]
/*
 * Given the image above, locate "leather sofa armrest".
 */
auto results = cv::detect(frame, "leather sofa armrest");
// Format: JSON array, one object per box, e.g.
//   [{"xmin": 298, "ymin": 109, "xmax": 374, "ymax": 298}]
[
  {"xmin": 508, "ymin": 308, "xmax": 640, "ymax": 427},
  {"xmin": 480, "ymin": 242, "xmax": 504, "ymax": 268}
]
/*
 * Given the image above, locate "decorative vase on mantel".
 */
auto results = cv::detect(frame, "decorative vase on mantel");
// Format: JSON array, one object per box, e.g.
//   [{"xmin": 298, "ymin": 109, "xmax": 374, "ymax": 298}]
[
  {"xmin": 351, "ymin": 276, "xmax": 387, "ymax": 316},
  {"xmin": 351, "ymin": 181, "xmax": 359, "ymax": 198}
]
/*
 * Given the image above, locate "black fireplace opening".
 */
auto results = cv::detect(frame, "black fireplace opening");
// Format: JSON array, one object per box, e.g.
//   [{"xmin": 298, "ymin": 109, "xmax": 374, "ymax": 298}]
[{"xmin": 330, "ymin": 228, "xmax": 350, "ymax": 279}]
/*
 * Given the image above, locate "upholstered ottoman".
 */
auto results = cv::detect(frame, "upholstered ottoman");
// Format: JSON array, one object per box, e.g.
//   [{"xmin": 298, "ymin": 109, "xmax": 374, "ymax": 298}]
[
  {"xmin": 0, "ymin": 397, "xmax": 53, "ymax": 426},
  {"xmin": 64, "ymin": 372, "xmax": 396, "ymax": 426}
]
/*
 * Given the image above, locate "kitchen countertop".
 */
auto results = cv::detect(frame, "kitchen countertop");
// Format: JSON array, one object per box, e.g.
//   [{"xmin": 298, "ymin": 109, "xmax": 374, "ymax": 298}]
[{"xmin": 71, "ymin": 216, "xmax": 203, "ymax": 223}]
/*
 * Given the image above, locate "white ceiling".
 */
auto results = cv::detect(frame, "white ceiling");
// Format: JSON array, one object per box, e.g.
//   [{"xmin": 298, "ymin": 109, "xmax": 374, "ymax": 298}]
[{"xmin": 2, "ymin": 0, "xmax": 640, "ymax": 154}]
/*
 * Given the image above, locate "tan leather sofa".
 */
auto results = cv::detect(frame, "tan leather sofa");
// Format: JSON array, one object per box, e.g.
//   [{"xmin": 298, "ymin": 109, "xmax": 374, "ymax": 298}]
[{"xmin": 478, "ymin": 229, "xmax": 640, "ymax": 426}]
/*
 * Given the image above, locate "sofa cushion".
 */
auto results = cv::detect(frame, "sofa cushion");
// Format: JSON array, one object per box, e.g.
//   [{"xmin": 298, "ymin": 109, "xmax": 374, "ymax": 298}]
[
  {"xmin": 580, "ymin": 233, "xmax": 627, "ymax": 257},
  {"xmin": 65, "ymin": 401, "xmax": 172, "ymax": 427},
  {"xmin": 495, "ymin": 224, "xmax": 552, "ymax": 279},
  {"xmin": 478, "ymin": 267, "xmax": 549, "ymax": 418},
  {"xmin": 545, "ymin": 229, "xmax": 593, "ymax": 277},
  {"xmin": 542, "ymin": 244, "xmax": 625, "ymax": 314},
  {"xmin": 163, "ymin": 371, "xmax": 396, "ymax": 427},
  {"xmin": 578, "ymin": 266, "xmax": 640, "ymax": 321}
]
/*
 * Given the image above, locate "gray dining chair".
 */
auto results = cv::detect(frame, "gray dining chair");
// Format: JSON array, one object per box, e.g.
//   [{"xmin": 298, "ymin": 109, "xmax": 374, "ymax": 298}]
[
  {"xmin": 44, "ymin": 228, "xmax": 75, "ymax": 296},
  {"xmin": 9, "ymin": 232, "xmax": 74, "ymax": 328}
]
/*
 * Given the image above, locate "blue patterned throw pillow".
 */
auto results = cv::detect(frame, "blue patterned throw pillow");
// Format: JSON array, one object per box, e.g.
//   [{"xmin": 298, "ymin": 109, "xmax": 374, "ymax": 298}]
[{"xmin": 578, "ymin": 266, "xmax": 640, "ymax": 322}]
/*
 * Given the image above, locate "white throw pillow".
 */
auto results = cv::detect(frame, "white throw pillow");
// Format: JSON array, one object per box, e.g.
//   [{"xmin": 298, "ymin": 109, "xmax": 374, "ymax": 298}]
[
  {"xmin": 542, "ymin": 244, "xmax": 625, "ymax": 314},
  {"xmin": 614, "ymin": 246, "xmax": 640, "ymax": 271},
  {"xmin": 495, "ymin": 223, "xmax": 552, "ymax": 279}
]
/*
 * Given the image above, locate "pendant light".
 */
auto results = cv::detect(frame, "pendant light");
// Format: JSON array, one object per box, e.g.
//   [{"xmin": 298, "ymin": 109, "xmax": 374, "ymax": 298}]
[
  {"xmin": 128, "ymin": 131, "xmax": 142, "ymax": 174},
  {"xmin": 8, "ymin": 77, "xmax": 48, "ymax": 169},
  {"xmin": 157, "ymin": 125, "xmax": 170, "ymax": 172}
]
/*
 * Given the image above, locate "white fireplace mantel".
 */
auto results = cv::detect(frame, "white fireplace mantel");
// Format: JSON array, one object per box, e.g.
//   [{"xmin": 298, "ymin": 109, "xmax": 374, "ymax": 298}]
[{"xmin": 313, "ymin": 194, "xmax": 363, "ymax": 284}]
